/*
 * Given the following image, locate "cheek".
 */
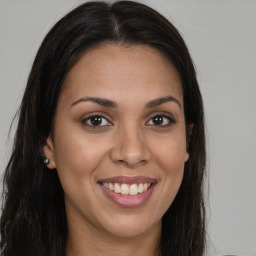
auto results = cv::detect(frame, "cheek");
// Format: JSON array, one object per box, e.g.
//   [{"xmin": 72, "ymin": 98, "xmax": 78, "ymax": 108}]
[
  {"xmin": 157, "ymin": 143, "xmax": 185, "ymax": 191},
  {"xmin": 52, "ymin": 130, "xmax": 108, "ymax": 213},
  {"xmin": 151, "ymin": 134, "xmax": 186, "ymax": 208},
  {"xmin": 52, "ymin": 127, "xmax": 109, "ymax": 184},
  {"xmin": 153, "ymin": 133, "xmax": 187, "ymax": 172}
]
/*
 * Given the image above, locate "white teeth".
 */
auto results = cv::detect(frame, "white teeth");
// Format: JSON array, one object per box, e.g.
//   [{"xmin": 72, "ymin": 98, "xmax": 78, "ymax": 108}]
[
  {"xmin": 102, "ymin": 183, "xmax": 109, "ymax": 188},
  {"xmin": 120, "ymin": 184, "xmax": 129, "ymax": 195},
  {"xmin": 129, "ymin": 184, "xmax": 139, "ymax": 195},
  {"xmin": 138, "ymin": 183, "xmax": 144, "ymax": 193},
  {"xmin": 109, "ymin": 183, "xmax": 114, "ymax": 191},
  {"xmin": 114, "ymin": 183, "xmax": 121, "ymax": 193},
  {"xmin": 102, "ymin": 182, "xmax": 153, "ymax": 195}
]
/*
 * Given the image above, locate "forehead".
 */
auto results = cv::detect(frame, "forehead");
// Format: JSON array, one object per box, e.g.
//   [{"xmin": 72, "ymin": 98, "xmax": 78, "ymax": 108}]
[{"xmin": 61, "ymin": 44, "xmax": 183, "ymax": 108}]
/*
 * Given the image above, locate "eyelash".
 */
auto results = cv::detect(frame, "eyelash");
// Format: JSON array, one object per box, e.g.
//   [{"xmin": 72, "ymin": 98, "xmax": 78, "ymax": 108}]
[
  {"xmin": 81, "ymin": 112, "xmax": 112, "ymax": 129},
  {"xmin": 81, "ymin": 112, "xmax": 176, "ymax": 129},
  {"xmin": 147, "ymin": 112, "xmax": 176, "ymax": 127}
]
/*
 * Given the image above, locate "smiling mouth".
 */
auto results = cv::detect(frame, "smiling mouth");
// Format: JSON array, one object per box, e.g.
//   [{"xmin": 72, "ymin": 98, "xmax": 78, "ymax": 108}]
[
  {"xmin": 101, "ymin": 182, "xmax": 152, "ymax": 196},
  {"xmin": 98, "ymin": 176, "xmax": 157, "ymax": 207}
]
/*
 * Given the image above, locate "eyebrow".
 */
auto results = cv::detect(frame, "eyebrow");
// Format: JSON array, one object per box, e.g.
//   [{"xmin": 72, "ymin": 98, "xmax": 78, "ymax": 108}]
[
  {"xmin": 70, "ymin": 97, "xmax": 117, "ymax": 108},
  {"xmin": 70, "ymin": 96, "xmax": 181, "ymax": 109},
  {"xmin": 145, "ymin": 96, "xmax": 181, "ymax": 110}
]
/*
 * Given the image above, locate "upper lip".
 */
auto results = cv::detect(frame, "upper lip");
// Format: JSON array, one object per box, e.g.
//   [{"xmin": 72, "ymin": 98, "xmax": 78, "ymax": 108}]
[{"xmin": 98, "ymin": 176, "xmax": 157, "ymax": 184}]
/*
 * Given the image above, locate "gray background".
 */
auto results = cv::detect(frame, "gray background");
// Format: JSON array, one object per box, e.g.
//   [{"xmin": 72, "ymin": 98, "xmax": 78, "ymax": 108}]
[{"xmin": 0, "ymin": 0, "xmax": 255, "ymax": 255}]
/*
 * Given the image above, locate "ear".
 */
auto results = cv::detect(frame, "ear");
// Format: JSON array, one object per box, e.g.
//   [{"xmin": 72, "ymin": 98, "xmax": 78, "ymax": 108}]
[
  {"xmin": 42, "ymin": 137, "xmax": 56, "ymax": 169},
  {"xmin": 185, "ymin": 123, "xmax": 194, "ymax": 162},
  {"xmin": 184, "ymin": 151, "xmax": 190, "ymax": 162}
]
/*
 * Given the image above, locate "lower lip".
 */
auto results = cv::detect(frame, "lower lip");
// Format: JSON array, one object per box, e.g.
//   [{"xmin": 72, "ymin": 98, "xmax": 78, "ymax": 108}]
[{"xmin": 99, "ymin": 183, "xmax": 156, "ymax": 207}]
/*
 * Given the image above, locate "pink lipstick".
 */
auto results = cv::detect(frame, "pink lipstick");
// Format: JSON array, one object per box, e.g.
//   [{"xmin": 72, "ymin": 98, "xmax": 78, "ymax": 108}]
[{"xmin": 98, "ymin": 176, "xmax": 157, "ymax": 207}]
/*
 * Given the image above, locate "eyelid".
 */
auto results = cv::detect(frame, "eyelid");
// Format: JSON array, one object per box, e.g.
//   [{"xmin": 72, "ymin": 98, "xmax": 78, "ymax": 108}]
[
  {"xmin": 81, "ymin": 112, "xmax": 113, "ymax": 126},
  {"xmin": 146, "ymin": 111, "xmax": 176, "ymax": 126},
  {"xmin": 80, "ymin": 111, "xmax": 176, "ymax": 129}
]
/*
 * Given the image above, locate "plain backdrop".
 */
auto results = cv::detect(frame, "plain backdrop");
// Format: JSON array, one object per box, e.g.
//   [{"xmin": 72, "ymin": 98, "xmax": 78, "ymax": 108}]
[{"xmin": 0, "ymin": 1, "xmax": 255, "ymax": 255}]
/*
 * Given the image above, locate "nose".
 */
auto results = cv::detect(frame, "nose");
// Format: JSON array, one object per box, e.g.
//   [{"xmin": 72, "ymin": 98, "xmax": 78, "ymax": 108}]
[{"xmin": 110, "ymin": 125, "xmax": 151, "ymax": 168}]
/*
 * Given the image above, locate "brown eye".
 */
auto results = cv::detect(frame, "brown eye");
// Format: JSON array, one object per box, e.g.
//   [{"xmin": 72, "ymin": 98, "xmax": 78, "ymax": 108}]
[
  {"xmin": 82, "ymin": 115, "xmax": 111, "ymax": 127},
  {"xmin": 90, "ymin": 116, "xmax": 103, "ymax": 126},
  {"xmin": 152, "ymin": 116, "xmax": 164, "ymax": 125},
  {"xmin": 147, "ymin": 114, "xmax": 176, "ymax": 127}
]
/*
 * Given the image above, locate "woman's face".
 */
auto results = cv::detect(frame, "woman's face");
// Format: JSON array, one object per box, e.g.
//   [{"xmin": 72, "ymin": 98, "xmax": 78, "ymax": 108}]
[{"xmin": 44, "ymin": 44, "xmax": 189, "ymax": 239}]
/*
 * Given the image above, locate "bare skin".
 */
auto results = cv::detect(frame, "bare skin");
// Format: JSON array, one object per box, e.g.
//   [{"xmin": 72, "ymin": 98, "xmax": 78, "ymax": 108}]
[
  {"xmin": 43, "ymin": 44, "xmax": 189, "ymax": 256},
  {"xmin": 66, "ymin": 216, "xmax": 161, "ymax": 256}
]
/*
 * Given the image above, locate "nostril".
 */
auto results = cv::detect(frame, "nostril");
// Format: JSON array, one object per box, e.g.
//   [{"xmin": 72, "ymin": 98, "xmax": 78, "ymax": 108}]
[{"xmin": 109, "ymin": 131, "xmax": 151, "ymax": 167}]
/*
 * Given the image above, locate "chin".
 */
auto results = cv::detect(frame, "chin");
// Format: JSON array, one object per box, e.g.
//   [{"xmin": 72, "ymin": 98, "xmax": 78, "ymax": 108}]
[{"xmin": 98, "ymin": 213, "xmax": 161, "ymax": 239}]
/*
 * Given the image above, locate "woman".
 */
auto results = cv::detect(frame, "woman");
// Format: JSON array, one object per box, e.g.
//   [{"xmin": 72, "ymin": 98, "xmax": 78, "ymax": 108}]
[{"xmin": 0, "ymin": 1, "xmax": 206, "ymax": 255}]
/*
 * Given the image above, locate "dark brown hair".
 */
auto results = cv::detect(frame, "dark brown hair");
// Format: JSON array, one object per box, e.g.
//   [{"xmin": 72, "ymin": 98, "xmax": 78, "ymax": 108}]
[{"xmin": 0, "ymin": 1, "xmax": 206, "ymax": 255}]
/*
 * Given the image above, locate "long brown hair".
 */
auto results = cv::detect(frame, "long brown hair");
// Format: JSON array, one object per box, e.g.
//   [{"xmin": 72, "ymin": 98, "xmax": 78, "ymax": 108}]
[{"xmin": 0, "ymin": 1, "xmax": 206, "ymax": 255}]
